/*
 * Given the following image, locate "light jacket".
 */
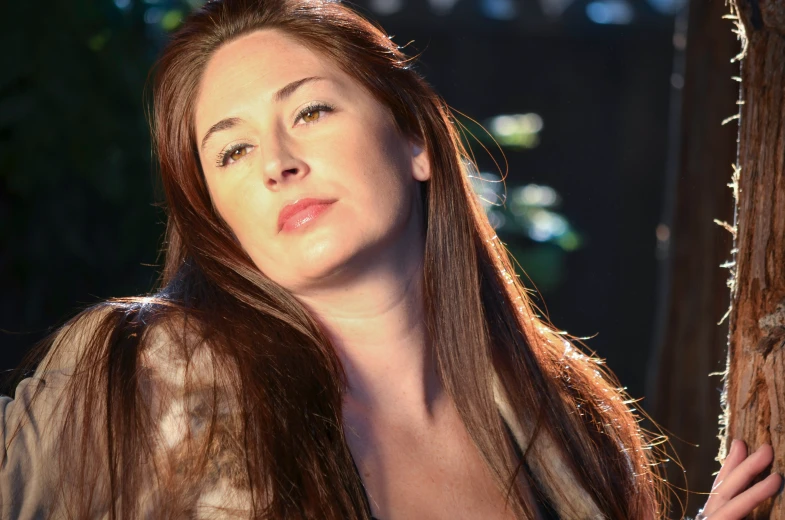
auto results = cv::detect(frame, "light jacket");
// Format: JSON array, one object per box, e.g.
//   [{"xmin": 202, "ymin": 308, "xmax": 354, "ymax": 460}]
[{"xmin": 1, "ymin": 306, "xmax": 605, "ymax": 519}]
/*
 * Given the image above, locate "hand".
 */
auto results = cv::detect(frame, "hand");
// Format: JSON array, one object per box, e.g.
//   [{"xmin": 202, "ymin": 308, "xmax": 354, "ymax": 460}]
[{"xmin": 697, "ymin": 439, "xmax": 782, "ymax": 519}]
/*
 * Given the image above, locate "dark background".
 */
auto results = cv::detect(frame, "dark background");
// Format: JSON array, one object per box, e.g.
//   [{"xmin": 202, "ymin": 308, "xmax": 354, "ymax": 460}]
[{"xmin": 1, "ymin": 0, "xmax": 680, "ymax": 408}]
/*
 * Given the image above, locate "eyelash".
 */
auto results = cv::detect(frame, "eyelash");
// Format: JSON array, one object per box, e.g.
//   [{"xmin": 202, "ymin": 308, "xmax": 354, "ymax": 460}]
[{"xmin": 214, "ymin": 102, "xmax": 335, "ymax": 168}]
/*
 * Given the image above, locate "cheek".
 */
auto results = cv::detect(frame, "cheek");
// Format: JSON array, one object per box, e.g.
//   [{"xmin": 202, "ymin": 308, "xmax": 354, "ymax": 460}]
[
  {"xmin": 340, "ymin": 118, "xmax": 413, "ymax": 199},
  {"xmin": 358, "ymin": 143, "xmax": 415, "ymax": 221},
  {"xmin": 206, "ymin": 174, "xmax": 273, "ymax": 253}
]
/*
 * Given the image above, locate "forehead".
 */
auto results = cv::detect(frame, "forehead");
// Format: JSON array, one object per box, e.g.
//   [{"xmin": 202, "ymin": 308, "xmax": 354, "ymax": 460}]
[{"xmin": 195, "ymin": 29, "xmax": 341, "ymax": 130}]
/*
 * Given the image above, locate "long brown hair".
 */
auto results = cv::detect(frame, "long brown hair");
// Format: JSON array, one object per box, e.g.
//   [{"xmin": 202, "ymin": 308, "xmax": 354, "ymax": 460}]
[{"xmin": 12, "ymin": 0, "xmax": 669, "ymax": 518}]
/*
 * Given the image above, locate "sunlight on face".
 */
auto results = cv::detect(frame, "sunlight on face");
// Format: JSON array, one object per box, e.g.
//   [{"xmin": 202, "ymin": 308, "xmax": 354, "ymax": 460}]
[{"xmin": 194, "ymin": 29, "xmax": 430, "ymax": 294}]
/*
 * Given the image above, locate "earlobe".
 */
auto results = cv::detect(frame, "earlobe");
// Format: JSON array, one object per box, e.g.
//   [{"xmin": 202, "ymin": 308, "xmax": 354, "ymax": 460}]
[{"xmin": 411, "ymin": 141, "xmax": 431, "ymax": 182}]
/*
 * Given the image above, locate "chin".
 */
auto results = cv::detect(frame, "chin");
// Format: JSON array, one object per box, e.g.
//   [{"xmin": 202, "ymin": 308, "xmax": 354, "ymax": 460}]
[
  {"xmin": 298, "ymin": 238, "xmax": 355, "ymax": 278},
  {"xmin": 259, "ymin": 231, "xmax": 365, "ymax": 290}
]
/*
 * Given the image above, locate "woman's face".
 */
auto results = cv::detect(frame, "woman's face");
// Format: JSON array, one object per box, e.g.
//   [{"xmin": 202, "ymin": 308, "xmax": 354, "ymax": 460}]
[{"xmin": 194, "ymin": 29, "xmax": 430, "ymax": 294}]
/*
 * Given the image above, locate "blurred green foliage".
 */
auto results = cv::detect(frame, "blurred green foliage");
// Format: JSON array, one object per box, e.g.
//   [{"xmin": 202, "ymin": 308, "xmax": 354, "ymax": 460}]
[{"xmin": 0, "ymin": 0, "xmax": 196, "ymax": 362}]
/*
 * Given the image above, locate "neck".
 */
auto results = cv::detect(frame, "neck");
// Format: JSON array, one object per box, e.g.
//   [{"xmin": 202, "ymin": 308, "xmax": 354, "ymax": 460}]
[{"xmin": 294, "ymin": 251, "xmax": 444, "ymax": 422}]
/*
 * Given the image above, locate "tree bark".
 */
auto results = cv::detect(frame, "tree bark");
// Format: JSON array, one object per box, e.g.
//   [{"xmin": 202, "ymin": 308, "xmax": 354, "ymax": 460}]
[
  {"xmin": 723, "ymin": 0, "xmax": 785, "ymax": 515},
  {"xmin": 647, "ymin": 0, "xmax": 737, "ymax": 516}
]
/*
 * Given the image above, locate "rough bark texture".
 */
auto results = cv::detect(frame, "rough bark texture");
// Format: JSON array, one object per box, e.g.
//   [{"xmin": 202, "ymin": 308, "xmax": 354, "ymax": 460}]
[
  {"xmin": 723, "ymin": 0, "xmax": 785, "ymax": 515},
  {"xmin": 647, "ymin": 0, "xmax": 738, "ymax": 515}
]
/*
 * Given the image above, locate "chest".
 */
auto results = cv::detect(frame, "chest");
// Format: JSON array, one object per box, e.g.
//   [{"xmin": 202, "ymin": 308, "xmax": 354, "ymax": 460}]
[{"xmin": 344, "ymin": 411, "xmax": 547, "ymax": 520}]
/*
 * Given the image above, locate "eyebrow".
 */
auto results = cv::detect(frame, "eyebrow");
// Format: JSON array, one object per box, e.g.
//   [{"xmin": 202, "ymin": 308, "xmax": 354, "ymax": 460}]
[{"xmin": 199, "ymin": 76, "xmax": 326, "ymax": 152}]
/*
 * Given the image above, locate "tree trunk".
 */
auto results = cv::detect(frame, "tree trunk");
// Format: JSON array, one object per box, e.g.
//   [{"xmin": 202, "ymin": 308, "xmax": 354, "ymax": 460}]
[
  {"xmin": 646, "ymin": 0, "xmax": 737, "ymax": 516},
  {"xmin": 722, "ymin": 0, "xmax": 785, "ymax": 515}
]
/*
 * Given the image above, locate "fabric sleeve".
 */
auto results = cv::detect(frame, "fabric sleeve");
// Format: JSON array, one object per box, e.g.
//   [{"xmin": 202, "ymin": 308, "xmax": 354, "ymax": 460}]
[
  {"xmin": 0, "ymin": 306, "xmax": 113, "ymax": 519},
  {"xmin": 1, "ymin": 305, "xmax": 256, "ymax": 519}
]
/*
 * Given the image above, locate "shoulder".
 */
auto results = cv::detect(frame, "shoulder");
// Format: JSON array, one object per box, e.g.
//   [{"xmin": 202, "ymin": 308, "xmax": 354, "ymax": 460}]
[
  {"xmin": 35, "ymin": 302, "xmax": 116, "ymax": 374},
  {"xmin": 38, "ymin": 297, "xmax": 207, "ymax": 374}
]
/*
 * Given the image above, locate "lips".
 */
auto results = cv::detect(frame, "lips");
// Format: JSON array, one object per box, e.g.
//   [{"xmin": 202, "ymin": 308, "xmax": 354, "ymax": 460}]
[{"xmin": 277, "ymin": 198, "xmax": 337, "ymax": 233}]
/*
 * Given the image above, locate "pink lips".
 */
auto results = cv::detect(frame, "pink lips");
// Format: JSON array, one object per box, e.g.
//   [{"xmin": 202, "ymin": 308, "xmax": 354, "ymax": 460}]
[{"xmin": 277, "ymin": 198, "xmax": 336, "ymax": 233}]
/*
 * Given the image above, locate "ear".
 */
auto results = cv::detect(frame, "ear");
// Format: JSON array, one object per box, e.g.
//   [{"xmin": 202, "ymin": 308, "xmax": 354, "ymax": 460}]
[{"xmin": 410, "ymin": 139, "xmax": 431, "ymax": 182}]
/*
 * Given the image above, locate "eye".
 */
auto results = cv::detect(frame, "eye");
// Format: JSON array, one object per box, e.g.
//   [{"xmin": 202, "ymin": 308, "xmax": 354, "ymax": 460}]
[
  {"xmin": 216, "ymin": 144, "xmax": 253, "ymax": 168},
  {"xmin": 295, "ymin": 102, "xmax": 334, "ymax": 126}
]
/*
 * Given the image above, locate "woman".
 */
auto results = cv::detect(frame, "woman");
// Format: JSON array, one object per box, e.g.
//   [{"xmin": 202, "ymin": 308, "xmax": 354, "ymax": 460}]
[{"xmin": 1, "ymin": 0, "xmax": 779, "ymax": 518}]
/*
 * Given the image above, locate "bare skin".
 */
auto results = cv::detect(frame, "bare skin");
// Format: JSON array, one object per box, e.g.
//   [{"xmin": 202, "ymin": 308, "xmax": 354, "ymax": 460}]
[
  {"xmin": 697, "ymin": 440, "xmax": 781, "ymax": 519},
  {"xmin": 192, "ymin": 28, "xmax": 779, "ymax": 520},
  {"xmin": 194, "ymin": 29, "xmax": 528, "ymax": 519}
]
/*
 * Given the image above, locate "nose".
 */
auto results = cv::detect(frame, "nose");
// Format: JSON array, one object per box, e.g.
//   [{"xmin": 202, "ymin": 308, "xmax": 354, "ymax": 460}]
[{"xmin": 261, "ymin": 131, "xmax": 309, "ymax": 190}]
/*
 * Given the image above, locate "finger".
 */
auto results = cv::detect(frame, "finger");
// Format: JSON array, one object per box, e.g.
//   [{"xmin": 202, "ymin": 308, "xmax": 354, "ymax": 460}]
[
  {"xmin": 712, "ymin": 440, "xmax": 748, "ymax": 491},
  {"xmin": 702, "ymin": 443, "xmax": 774, "ymax": 516},
  {"xmin": 708, "ymin": 473, "xmax": 781, "ymax": 519},
  {"xmin": 702, "ymin": 440, "xmax": 750, "ymax": 513},
  {"xmin": 710, "ymin": 444, "xmax": 775, "ymax": 504}
]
